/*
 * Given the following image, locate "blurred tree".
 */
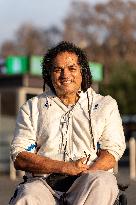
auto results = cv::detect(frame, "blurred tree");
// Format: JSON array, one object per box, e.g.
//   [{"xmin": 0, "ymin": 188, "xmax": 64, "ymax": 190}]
[
  {"xmin": 63, "ymin": 1, "xmax": 98, "ymax": 48},
  {"xmin": 63, "ymin": 0, "xmax": 136, "ymax": 61},
  {"xmin": 94, "ymin": 0, "xmax": 136, "ymax": 62},
  {"xmin": 43, "ymin": 25, "xmax": 62, "ymax": 47},
  {"xmin": 100, "ymin": 62, "xmax": 136, "ymax": 114},
  {"xmin": 16, "ymin": 23, "xmax": 47, "ymax": 55},
  {"xmin": 0, "ymin": 23, "xmax": 62, "ymax": 57},
  {"xmin": 0, "ymin": 41, "xmax": 18, "ymax": 58}
]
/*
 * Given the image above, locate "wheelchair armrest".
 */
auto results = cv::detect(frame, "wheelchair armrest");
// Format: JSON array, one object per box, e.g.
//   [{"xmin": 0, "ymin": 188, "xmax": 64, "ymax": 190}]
[{"xmin": 117, "ymin": 183, "xmax": 129, "ymax": 191}]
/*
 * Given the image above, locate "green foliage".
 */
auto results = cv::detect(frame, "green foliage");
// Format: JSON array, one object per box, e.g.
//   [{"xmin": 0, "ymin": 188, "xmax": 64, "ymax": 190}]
[{"xmin": 100, "ymin": 62, "xmax": 136, "ymax": 114}]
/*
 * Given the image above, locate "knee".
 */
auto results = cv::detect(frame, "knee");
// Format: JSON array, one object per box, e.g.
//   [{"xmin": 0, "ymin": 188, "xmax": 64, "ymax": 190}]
[
  {"xmin": 20, "ymin": 194, "xmax": 33, "ymax": 202},
  {"xmin": 85, "ymin": 171, "xmax": 118, "ymax": 195},
  {"xmin": 16, "ymin": 194, "xmax": 46, "ymax": 205},
  {"xmin": 15, "ymin": 194, "xmax": 36, "ymax": 205}
]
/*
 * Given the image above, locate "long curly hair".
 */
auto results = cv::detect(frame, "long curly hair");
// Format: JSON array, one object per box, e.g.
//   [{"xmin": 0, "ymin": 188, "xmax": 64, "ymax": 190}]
[{"xmin": 41, "ymin": 41, "xmax": 92, "ymax": 93}]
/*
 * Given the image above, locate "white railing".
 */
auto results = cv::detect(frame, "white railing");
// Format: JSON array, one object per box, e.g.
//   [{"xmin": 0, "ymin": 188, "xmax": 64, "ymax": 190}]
[{"xmin": 129, "ymin": 136, "xmax": 136, "ymax": 180}]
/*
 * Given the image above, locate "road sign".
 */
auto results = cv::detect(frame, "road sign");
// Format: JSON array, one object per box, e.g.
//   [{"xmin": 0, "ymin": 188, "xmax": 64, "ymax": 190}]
[
  {"xmin": 6, "ymin": 56, "xmax": 28, "ymax": 75},
  {"xmin": 30, "ymin": 56, "xmax": 42, "ymax": 76},
  {"xmin": 89, "ymin": 62, "xmax": 103, "ymax": 81}
]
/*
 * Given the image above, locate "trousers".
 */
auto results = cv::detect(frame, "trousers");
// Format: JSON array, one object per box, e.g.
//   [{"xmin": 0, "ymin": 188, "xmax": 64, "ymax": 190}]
[{"xmin": 9, "ymin": 170, "xmax": 118, "ymax": 205}]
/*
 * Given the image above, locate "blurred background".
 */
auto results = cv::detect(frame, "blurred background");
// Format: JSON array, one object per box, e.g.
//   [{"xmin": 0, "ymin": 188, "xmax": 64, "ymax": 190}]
[{"xmin": 0, "ymin": 0, "xmax": 136, "ymax": 204}]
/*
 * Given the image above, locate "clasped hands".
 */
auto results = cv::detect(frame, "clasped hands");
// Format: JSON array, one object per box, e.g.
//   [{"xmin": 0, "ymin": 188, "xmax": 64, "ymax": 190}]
[{"xmin": 63, "ymin": 157, "xmax": 91, "ymax": 176}]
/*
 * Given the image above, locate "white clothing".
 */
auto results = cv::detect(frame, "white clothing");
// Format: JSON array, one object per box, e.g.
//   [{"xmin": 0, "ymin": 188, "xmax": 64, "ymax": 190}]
[
  {"xmin": 11, "ymin": 87, "xmax": 126, "ymax": 176},
  {"xmin": 9, "ymin": 171, "xmax": 119, "ymax": 205},
  {"xmin": 10, "ymin": 86, "xmax": 125, "ymax": 205}
]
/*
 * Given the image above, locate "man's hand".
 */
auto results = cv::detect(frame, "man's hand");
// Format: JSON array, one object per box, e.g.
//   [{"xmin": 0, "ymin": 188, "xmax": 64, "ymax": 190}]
[
  {"xmin": 83, "ymin": 150, "xmax": 116, "ymax": 173},
  {"xmin": 63, "ymin": 157, "xmax": 89, "ymax": 175}
]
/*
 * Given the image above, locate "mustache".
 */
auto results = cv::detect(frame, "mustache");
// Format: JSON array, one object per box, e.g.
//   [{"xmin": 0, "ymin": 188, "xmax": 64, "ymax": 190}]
[
  {"xmin": 59, "ymin": 77, "xmax": 73, "ymax": 81},
  {"xmin": 59, "ymin": 76, "xmax": 73, "ymax": 80}
]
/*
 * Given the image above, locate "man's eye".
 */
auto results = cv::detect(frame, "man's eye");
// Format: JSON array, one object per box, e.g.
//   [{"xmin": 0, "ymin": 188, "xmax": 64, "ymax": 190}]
[
  {"xmin": 69, "ymin": 66, "xmax": 77, "ymax": 71},
  {"xmin": 53, "ymin": 68, "xmax": 61, "ymax": 72}
]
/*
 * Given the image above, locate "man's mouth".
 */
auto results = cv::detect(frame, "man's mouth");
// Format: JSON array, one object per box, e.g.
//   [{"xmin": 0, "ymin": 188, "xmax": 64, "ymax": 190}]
[{"xmin": 60, "ymin": 79, "xmax": 73, "ymax": 85}]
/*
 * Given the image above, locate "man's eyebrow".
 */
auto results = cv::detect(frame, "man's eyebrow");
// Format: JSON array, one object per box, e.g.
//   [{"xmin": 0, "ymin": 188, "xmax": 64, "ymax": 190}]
[
  {"xmin": 52, "ymin": 66, "xmax": 62, "ymax": 69},
  {"xmin": 53, "ymin": 66, "xmax": 61, "ymax": 68},
  {"xmin": 53, "ymin": 64, "xmax": 77, "ymax": 69}
]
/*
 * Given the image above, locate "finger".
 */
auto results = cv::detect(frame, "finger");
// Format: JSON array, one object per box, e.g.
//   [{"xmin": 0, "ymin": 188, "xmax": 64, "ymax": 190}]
[
  {"xmin": 82, "ymin": 164, "xmax": 89, "ymax": 170},
  {"xmin": 78, "ymin": 160, "xmax": 89, "ymax": 169},
  {"xmin": 82, "ymin": 170, "xmax": 89, "ymax": 174},
  {"xmin": 78, "ymin": 163, "xmax": 89, "ymax": 170},
  {"xmin": 80, "ymin": 157, "xmax": 87, "ymax": 164}
]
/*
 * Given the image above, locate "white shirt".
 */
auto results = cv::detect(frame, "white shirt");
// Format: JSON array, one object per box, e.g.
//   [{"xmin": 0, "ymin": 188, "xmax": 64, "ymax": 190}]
[{"xmin": 11, "ymin": 87, "xmax": 126, "ymax": 168}]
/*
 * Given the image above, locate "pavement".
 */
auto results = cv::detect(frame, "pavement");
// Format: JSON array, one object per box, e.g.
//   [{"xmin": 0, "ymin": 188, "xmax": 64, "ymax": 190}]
[
  {"xmin": 116, "ymin": 167, "xmax": 136, "ymax": 205},
  {"xmin": 0, "ymin": 167, "xmax": 136, "ymax": 205},
  {"xmin": 0, "ymin": 175, "xmax": 21, "ymax": 205}
]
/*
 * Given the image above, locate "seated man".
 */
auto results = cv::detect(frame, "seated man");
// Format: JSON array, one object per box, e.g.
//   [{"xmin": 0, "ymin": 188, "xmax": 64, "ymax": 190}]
[{"xmin": 10, "ymin": 41, "xmax": 126, "ymax": 205}]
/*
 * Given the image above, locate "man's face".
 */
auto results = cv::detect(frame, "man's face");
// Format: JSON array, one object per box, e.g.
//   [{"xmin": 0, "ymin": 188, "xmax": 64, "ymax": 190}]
[{"xmin": 51, "ymin": 52, "xmax": 82, "ymax": 96}]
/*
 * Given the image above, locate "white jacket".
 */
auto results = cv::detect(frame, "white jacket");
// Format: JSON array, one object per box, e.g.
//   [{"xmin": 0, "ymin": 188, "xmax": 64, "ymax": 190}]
[{"xmin": 11, "ymin": 87, "xmax": 126, "ymax": 167}]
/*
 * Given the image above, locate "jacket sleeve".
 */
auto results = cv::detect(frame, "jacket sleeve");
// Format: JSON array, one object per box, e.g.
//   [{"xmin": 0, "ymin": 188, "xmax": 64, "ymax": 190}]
[
  {"xmin": 10, "ymin": 99, "xmax": 37, "ymax": 162},
  {"xmin": 99, "ymin": 98, "xmax": 126, "ymax": 161}
]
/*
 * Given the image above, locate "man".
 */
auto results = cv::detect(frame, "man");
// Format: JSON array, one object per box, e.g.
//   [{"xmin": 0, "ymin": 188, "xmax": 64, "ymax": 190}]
[{"xmin": 10, "ymin": 41, "xmax": 126, "ymax": 205}]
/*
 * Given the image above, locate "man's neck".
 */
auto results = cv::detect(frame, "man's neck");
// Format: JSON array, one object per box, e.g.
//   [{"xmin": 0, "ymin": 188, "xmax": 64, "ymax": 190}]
[{"xmin": 58, "ymin": 93, "xmax": 79, "ymax": 106}]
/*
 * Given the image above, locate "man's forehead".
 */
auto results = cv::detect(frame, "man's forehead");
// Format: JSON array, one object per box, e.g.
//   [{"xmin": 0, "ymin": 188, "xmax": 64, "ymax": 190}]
[{"xmin": 54, "ymin": 52, "xmax": 78, "ymax": 65}]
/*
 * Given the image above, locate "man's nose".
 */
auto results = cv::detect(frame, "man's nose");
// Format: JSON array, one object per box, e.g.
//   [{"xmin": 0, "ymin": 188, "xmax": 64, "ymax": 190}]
[{"xmin": 61, "ymin": 68, "xmax": 71, "ymax": 78}]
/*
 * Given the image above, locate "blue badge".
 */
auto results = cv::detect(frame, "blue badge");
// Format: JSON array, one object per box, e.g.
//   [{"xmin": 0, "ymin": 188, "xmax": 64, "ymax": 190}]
[{"xmin": 26, "ymin": 143, "xmax": 37, "ymax": 152}]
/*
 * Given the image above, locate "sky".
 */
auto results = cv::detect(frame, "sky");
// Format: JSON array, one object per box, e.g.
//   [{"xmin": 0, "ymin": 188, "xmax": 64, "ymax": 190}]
[{"xmin": 0, "ymin": 0, "xmax": 109, "ymax": 45}]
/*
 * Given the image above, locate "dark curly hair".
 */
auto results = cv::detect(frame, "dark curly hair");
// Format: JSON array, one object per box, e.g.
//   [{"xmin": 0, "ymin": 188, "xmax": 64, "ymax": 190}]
[{"xmin": 41, "ymin": 41, "xmax": 92, "ymax": 93}]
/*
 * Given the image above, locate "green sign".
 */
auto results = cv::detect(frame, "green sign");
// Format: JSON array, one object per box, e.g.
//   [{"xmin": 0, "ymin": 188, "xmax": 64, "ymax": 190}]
[
  {"xmin": 6, "ymin": 56, "xmax": 28, "ymax": 75},
  {"xmin": 89, "ymin": 62, "xmax": 103, "ymax": 81},
  {"xmin": 30, "ymin": 56, "xmax": 42, "ymax": 76}
]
